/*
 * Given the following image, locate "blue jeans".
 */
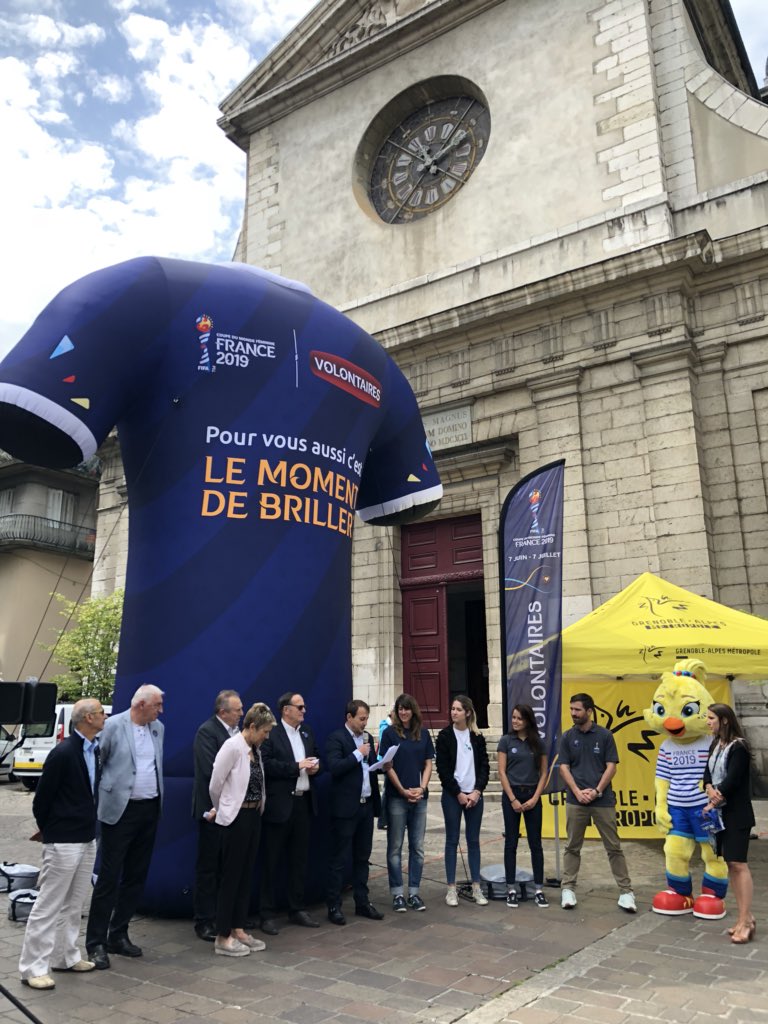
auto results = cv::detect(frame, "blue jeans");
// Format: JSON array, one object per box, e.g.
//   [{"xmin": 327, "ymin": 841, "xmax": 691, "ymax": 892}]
[
  {"xmin": 386, "ymin": 795, "xmax": 428, "ymax": 895},
  {"xmin": 441, "ymin": 791, "xmax": 484, "ymax": 884}
]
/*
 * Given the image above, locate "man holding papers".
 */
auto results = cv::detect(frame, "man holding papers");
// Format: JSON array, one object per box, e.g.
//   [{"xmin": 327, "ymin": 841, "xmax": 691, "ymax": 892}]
[{"xmin": 325, "ymin": 700, "xmax": 386, "ymax": 925}]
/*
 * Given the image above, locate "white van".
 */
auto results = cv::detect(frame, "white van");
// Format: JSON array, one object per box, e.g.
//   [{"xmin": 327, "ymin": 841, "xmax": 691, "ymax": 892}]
[
  {"xmin": 12, "ymin": 703, "xmax": 111, "ymax": 790},
  {"xmin": 0, "ymin": 723, "xmax": 19, "ymax": 781}
]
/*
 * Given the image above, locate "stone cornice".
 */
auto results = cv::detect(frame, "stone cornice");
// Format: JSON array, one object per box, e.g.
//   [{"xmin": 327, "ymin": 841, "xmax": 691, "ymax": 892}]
[
  {"xmin": 218, "ymin": 0, "xmax": 505, "ymax": 147},
  {"xmin": 371, "ymin": 230, "xmax": 727, "ymax": 352},
  {"xmin": 630, "ymin": 339, "xmax": 700, "ymax": 379},
  {"xmin": 526, "ymin": 370, "xmax": 584, "ymax": 405},
  {"xmin": 434, "ymin": 441, "xmax": 515, "ymax": 484}
]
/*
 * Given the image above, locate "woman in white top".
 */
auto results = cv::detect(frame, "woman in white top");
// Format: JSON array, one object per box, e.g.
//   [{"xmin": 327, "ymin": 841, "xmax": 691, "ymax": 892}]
[
  {"xmin": 435, "ymin": 695, "xmax": 490, "ymax": 907},
  {"xmin": 209, "ymin": 702, "xmax": 275, "ymax": 956}
]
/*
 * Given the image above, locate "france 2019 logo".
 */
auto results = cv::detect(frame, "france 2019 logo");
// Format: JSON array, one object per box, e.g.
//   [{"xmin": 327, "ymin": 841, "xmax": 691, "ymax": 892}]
[{"xmin": 196, "ymin": 314, "xmax": 214, "ymax": 373}]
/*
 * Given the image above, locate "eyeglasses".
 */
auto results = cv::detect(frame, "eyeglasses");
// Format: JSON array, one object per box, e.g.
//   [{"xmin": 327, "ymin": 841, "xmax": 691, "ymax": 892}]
[{"xmin": 290, "ymin": 704, "xmax": 306, "ymax": 711}]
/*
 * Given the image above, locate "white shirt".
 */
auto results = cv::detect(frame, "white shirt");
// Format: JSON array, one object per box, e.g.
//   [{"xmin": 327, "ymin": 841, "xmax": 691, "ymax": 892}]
[
  {"xmin": 282, "ymin": 719, "xmax": 309, "ymax": 793},
  {"xmin": 346, "ymin": 724, "xmax": 372, "ymax": 799},
  {"xmin": 453, "ymin": 727, "xmax": 476, "ymax": 793},
  {"xmin": 216, "ymin": 715, "xmax": 240, "ymax": 738},
  {"xmin": 130, "ymin": 723, "xmax": 158, "ymax": 799}
]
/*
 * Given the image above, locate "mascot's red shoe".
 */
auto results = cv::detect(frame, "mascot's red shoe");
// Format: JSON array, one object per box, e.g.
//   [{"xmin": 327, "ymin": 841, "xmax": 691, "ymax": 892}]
[
  {"xmin": 652, "ymin": 890, "xmax": 694, "ymax": 915},
  {"xmin": 692, "ymin": 892, "xmax": 726, "ymax": 920}
]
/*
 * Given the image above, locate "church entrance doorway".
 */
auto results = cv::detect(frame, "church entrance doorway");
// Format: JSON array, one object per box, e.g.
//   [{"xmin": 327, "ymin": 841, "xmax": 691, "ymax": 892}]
[{"xmin": 400, "ymin": 514, "xmax": 488, "ymax": 729}]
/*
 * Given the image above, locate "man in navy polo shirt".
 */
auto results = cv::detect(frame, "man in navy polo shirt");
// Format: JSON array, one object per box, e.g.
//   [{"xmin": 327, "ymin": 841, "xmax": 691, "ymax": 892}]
[{"xmin": 558, "ymin": 693, "xmax": 637, "ymax": 912}]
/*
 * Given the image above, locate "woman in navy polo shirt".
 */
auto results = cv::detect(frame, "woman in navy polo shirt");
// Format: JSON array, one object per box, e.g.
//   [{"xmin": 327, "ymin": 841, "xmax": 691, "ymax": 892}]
[
  {"xmin": 497, "ymin": 704, "xmax": 549, "ymax": 908},
  {"xmin": 380, "ymin": 694, "xmax": 435, "ymax": 912}
]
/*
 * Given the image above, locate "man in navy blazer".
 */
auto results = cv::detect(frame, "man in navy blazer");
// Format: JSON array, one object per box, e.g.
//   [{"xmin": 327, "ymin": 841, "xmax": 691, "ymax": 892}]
[
  {"xmin": 85, "ymin": 684, "xmax": 164, "ymax": 970},
  {"xmin": 18, "ymin": 698, "xmax": 105, "ymax": 990},
  {"xmin": 191, "ymin": 690, "xmax": 243, "ymax": 941},
  {"xmin": 325, "ymin": 699, "xmax": 384, "ymax": 925},
  {"xmin": 258, "ymin": 692, "xmax": 321, "ymax": 934}
]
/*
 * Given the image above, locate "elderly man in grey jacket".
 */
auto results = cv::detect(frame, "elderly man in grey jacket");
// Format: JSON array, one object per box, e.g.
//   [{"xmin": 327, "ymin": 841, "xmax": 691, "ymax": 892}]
[{"xmin": 85, "ymin": 684, "xmax": 164, "ymax": 970}]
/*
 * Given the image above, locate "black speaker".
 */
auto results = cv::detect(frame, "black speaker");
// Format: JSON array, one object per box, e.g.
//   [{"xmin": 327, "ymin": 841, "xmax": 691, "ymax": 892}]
[
  {"xmin": 0, "ymin": 683, "xmax": 24, "ymax": 723},
  {"xmin": 0, "ymin": 681, "xmax": 57, "ymax": 724},
  {"xmin": 21, "ymin": 682, "xmax": 57, "ymax": 724}
]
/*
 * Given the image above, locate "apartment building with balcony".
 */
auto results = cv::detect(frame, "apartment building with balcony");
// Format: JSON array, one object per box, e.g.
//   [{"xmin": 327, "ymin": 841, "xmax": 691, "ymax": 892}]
[{"xmin": 0, "ymin": 451, "xmax": 99, "ymax": 681}]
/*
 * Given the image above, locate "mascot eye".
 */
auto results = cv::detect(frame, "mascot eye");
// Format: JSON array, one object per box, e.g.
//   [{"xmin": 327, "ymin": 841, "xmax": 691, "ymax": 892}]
[
  {"xmin": 652, "ymin": 702, "xmax": 665, "ymax": 716},
  {"xmin": 681, "ymin": 702, "xmax": 700, "ymax": 717}
]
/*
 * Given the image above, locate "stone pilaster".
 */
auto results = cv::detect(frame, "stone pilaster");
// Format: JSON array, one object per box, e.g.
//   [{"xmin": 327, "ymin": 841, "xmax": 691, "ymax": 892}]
[
  {"xmin": 526, "ymin": 370, "xmax": 593, "ymax": 624},
  {"xmin": 631, "ymin": 339, "xmax": 713, "ymax": 593}
]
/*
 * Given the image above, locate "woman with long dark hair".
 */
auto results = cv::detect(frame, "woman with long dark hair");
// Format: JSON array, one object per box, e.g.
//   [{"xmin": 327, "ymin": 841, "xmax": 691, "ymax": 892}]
[
  {"xmin": 435, "ymin": 695, "xmax": 490, "ymax": 907},
  {"xmin": 497, "ymin": 703, "xmax": 548, "ymax": 908},
  {"xmin": 703, "ymin": 703, "xmax": 756, "ymax": 944},
  {"xmin": 380, "ymin": 693, "xmax": 434, "ymax": 912}
]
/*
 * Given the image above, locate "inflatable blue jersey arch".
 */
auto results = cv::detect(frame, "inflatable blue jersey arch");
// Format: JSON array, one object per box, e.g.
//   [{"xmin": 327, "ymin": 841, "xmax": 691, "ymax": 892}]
[{"xmin": 0, "ymin": 258, "xmax": 442, "ymax": 913}]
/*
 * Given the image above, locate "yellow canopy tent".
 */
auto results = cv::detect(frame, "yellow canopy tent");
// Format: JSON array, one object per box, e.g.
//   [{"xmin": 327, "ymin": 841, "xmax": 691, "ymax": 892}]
[
  {"xmin": 562, "ymin": 571, "xmax": 768, "ymax": 683},
  {"xmin": 542, "ymin": 572, "xmax": 767, "ymax": 839}
]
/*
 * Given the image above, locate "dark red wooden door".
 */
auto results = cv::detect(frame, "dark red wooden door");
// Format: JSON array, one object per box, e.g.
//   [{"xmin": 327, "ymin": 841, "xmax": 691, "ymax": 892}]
[
  {"xmin": 402, "ymin": 585, "xmax": 447, "ymax": 722},
  {"xmin": 401, "ymin": 515, "xmax": 483, "ymax": 726}
]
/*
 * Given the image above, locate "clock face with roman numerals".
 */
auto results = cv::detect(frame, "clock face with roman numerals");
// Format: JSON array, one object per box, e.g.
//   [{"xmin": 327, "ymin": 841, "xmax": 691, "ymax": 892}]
[{"xmin": 369, "ymin": 95, "xmax": 491, "ymax": 225}]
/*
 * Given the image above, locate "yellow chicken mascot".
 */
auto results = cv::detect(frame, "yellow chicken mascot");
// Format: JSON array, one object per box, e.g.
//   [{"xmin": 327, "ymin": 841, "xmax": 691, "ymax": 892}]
[{"xmin": 643, "ymin": 658, "xmax": 728, "ymax": 918}]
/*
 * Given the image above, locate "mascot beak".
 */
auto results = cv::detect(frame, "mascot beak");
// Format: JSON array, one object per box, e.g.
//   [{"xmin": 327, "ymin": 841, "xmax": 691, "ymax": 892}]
[{"xmin": 663, "ymin": 716, "xmax": 686, "ymax": 737}]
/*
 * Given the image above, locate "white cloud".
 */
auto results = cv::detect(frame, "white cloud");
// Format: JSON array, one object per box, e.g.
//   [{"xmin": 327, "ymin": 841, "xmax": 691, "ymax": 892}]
[
  {"xmin": 90, "ymin": 73, "xmax": 133, "ymax": 103},
  {"xmin": 215, "ymin": 0, "xmax": 315, "ymax": 46},
  {"xmin": 33, "ymin": 51, "xmax": 78, "ymax": 80},
  {"xmin": 0, "ymin": 14, "xmax": 104, "ymax": 48}
]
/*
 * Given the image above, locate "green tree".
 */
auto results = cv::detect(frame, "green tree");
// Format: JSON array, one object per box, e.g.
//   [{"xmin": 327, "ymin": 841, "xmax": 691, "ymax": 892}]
[{"xmin": 45, "ymin": 589, "xmax": 124, "ymax": 703}]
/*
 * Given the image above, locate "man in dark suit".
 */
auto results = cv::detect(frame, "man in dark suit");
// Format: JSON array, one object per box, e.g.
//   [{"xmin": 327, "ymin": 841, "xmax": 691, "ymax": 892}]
[
  {"xmin": 19, "ymin": 698, "xmax": 106, "ymax": 990},
  {"xmin": 259, "ymin": 692, "xmax": 320, "ymax": 934},
  {"xmin": 86, "ymin": 684, "xmax": 164, "ymax": 970},
  {"xmin": 191, "ymin": 689, "xmax": 243, "ymax": 941},
  {"xmin": 325, "ymin": 699, "xmax": 384, "ymax": 925}
]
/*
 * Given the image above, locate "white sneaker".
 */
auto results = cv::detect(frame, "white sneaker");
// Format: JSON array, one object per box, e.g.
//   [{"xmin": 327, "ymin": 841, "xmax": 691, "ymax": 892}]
[
  {"xmin": 472, "ymin": 883, "xmax": 488, "ymax": 906},
  {"xmin": 561, "ymin": 888, "xmax": 577, "ymax": 909},
  {"xmin": 445, "ymin": 886, "xmax": 459, "ymax": 906},
  {"xmin": 618, "ymin": 891, "xmax": 637, "ymax": 913}
]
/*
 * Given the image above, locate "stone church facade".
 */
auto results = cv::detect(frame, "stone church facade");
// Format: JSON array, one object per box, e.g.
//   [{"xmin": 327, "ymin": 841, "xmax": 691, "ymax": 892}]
[{"xmin": 95, "ymin": 0, "xmax": 768, "ymax": 778}]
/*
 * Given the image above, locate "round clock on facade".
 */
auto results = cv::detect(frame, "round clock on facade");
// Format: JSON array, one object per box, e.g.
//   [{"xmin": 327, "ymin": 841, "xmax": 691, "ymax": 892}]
[{"xmin": 368, "ymin": 94, "xmax": 491, "ymax": 224}]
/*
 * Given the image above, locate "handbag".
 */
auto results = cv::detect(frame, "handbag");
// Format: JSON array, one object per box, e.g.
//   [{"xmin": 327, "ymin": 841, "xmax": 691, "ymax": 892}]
[
  {"xmin": 8, "ymin": 888, "xmax": 39, "ymax": 922},
  {"xmin": 0, "ymin": 862, "xmax": 40, "ymax": 892}
]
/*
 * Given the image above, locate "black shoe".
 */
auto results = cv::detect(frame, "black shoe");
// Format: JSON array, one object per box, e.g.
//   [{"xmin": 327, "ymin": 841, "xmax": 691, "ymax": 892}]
[
  {"xmin": 106, "ymin": 936, "xmax": 142, "ymax": 957},
  {"xmin": 87, "ymin": 945, "xmax": 110, "ymax": 970},
  {"xmin": 194, "ymin": 922, "xmax": 217, "ymax": 942},
  {"xmin": 355, "ymin": 903, "xmax": 384, "ymax": 920},
  {"xmin": 260, "ymin": 918, "xmax": 279, "ymax": 936},
  {"xmin": 288, "ymin": 910, "xmax": 320, "ymax": 928},
  {"xmin": 327, "ymin": 906, "xmax": 346, "ymax": 926}
]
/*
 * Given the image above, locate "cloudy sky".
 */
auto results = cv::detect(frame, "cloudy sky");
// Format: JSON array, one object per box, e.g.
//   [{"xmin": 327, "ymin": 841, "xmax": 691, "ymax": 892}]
[{"xmin": 0, "ymin": 0, "xmax": 766, "ymax": 357}]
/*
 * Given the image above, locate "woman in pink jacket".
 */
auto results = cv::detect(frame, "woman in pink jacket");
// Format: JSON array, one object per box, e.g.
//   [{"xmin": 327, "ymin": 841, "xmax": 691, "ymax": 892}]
[{"xmin": 209, "ymin": 702, "xmax": 275, "ymax": 956}]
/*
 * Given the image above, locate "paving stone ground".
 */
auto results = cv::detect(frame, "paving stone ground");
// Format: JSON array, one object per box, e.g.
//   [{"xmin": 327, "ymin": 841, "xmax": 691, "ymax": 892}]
[{"xmin": 0, "ymin": 782, "xmax": 764, "ymax": 1024}]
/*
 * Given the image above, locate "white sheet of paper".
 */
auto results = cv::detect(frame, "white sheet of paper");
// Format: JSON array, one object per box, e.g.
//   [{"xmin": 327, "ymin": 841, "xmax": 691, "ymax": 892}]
[{"xmin": 368, "ymin": 744, "xmax": 397, "ymax": 771}]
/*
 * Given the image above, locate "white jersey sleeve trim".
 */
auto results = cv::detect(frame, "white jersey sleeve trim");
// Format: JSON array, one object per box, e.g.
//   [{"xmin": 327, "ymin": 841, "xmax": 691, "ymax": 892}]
[
  {"xmin": 356, "ymin": 483, "xmax": 443, "ymax": 522},
  {"xmin": 0, "ymin": 383, "xmax": 97, "ymax": 461}
]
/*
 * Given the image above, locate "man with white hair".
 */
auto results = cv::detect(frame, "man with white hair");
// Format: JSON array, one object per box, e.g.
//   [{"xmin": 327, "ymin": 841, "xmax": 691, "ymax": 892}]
[
  {"xmin": 18, "ymin": 698, "xmax": 106, "ymax": 990},
  {"xmin": 85, "ymin": 684, "xmax": 165, "ymax": 970}
]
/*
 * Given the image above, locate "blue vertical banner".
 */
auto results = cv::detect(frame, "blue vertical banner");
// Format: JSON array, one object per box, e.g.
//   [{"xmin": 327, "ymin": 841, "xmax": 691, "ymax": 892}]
[{"xmin": 499, "ymin": 460, "xmax": 565, "ymax": 766}]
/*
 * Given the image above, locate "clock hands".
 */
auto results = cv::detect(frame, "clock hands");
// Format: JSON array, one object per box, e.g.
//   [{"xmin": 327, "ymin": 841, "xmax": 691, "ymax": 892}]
[{"xmin": 418, "ymin": 129, "xmax": 468, "ymax": 173}]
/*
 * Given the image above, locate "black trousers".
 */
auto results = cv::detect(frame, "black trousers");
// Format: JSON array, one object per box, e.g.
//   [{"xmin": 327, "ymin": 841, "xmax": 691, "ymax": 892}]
[
  {"xmin": 259, "ymin": 796, "xmax": 311, "ymax": 916},
  {"xmin": 193, "ymin": 817, "xmax": 222, "ymax": 925},
  {"xmin": 326, "ymin": 800, "xmax": 374, "ymax": 909},
  {"xmin": 86, "ymin": 798, "xmax": 160, "ymax": 949},
  {"xmin": 216, "ymin": 808, "xmax": 261, "ymax": 937}
]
